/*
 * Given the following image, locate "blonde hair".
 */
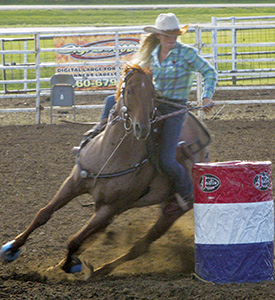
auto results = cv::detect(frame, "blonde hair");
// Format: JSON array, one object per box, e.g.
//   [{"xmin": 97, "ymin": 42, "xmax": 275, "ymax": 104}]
[{"xmin": 131, "ymin": 33, "xmax": 160, "ymax": 67}]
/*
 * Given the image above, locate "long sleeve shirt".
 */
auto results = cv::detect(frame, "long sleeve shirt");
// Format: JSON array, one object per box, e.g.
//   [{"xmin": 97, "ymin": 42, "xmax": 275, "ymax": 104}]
[{"xmin": 150, "ymin": 42, "xmax": 218, "ymax": 105}]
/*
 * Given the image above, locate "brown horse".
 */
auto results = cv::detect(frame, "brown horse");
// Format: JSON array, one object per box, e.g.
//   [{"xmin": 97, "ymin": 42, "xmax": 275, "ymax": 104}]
[{"xmin": 1, "ymin": 64, "xmax": 210, "ymax": 278}]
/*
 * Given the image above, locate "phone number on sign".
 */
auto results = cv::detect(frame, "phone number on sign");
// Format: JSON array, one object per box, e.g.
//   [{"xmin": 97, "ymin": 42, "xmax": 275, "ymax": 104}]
[{"xmin": 74, "ymin": 78, "xmax": 117, "ymax": 89}]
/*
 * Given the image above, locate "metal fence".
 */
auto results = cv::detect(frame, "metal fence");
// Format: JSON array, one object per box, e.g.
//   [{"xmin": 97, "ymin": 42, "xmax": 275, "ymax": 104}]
[
  {"xmin": 0, "ymin": 21, "xmax": 274, "ymax": 124},
  {"xmin": 211, "ymin": 15, "xmax": 275, "ymax": 89}
]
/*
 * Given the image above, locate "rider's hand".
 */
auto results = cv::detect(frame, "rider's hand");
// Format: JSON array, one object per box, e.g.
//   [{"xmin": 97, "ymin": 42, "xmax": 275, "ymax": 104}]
[{"xmin": 202, "ymin": 97, "xmax": 214, "ymax": 113}]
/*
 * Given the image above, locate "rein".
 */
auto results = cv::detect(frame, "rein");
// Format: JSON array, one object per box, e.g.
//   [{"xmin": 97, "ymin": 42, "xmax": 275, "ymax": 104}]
[{"xmin": 152, "ymin": 101, "xmax": 213, "ymax": 124}]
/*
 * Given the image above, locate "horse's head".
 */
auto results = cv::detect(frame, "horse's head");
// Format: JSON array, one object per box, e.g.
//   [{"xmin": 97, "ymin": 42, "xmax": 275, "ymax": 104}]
[{"xmin": 116, "ymin": 64, "xmax": 155, "ymax": 140}]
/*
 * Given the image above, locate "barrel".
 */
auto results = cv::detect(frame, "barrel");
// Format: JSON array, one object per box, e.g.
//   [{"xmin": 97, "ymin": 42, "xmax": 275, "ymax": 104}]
[{"xmin": 193, "ymin": 161, "xmax": 274, "ymax": 283}]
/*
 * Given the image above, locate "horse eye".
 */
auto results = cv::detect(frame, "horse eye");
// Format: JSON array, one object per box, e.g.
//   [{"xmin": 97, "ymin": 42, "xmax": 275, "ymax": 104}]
[{"xmin": 127, "ymin": 89, "xmax": 132, "ymax": 95}]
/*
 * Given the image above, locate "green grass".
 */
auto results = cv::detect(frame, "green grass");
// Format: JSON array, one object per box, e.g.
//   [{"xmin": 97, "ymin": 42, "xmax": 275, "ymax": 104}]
[
  {"xmin": 0, "ymin": 0, "xmax": 274, "ymax": 4},
  {"xmin": 0, "ymin": 7, "xmax": 274, "ymax": 28}
]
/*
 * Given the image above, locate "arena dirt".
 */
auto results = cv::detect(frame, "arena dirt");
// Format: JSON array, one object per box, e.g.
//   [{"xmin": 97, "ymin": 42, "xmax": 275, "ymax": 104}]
[{"xmin": 0, "ymin": 90, "xmax": 274, "ymax": 299}]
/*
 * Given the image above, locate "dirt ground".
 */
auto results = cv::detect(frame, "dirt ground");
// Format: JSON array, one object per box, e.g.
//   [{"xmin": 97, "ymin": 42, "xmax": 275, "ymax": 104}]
[{"xmin": 0, "ymin": 89, "xmax": 275, "ymax": 299}]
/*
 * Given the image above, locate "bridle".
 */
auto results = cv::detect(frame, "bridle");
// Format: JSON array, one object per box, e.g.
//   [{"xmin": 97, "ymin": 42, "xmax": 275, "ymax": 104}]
[
  {"xmin": 108, "ymin": 68, "xmax": 156, "ymax": 132},
  {"xmin": 118, "ymin": 68, "xmax": 135, "ymax": 131}
]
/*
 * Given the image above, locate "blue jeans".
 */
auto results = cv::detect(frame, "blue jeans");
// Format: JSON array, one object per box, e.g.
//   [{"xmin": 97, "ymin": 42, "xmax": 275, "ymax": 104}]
[
  {"xmin": 101, "ymin": 96, "xmax": 193, "ymax": 198},
  {"xmin": 101, "ymin": 95, "xmax": 116, "ymax": 119},
  {"xmin": 158, "ymin": 106, "xmax": 193, "ymax": 198}
]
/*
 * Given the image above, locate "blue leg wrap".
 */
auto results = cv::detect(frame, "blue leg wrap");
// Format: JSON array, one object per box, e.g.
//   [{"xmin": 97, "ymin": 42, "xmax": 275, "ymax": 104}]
[
  {"xmin": 70, "ymin": 263, "xmax": 82, "ymax": 273},
  {"xmin": 1, "ymin": 240, "xmax": 21, "ymax": 262},
  {"xmin": 69, "ymin": 256, "xmax": 82, "ymax": 273},
  {"xmin": 62, "ymin": 256, "xmax": 83, "ymax": 274}
]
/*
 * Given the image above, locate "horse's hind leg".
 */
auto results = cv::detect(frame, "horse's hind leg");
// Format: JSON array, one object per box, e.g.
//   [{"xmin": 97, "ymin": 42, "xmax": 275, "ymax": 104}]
[
  {"xmin": 1, "ymin": 167, "xmax": 84, "ymax": 262},
  {"xmin": 90, "ymin": 196, "xmax": 193, "ymax": 278}
]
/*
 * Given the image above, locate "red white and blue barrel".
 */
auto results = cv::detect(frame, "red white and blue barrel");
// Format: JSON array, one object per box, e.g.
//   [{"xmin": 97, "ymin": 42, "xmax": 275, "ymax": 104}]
[{"xmin": 193, "ymin": 161, "xmax": 274, "ymax": 283}]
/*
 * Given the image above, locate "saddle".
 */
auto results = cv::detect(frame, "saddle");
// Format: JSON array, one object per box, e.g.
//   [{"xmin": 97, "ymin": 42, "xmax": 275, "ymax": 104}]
[
  {"xmin": 178, "ymin": 111, "xmax": 212, "ymax": 161},
  {"xmin": 146, "ymin": 111, "xmax": 211, "ymax": 171}
]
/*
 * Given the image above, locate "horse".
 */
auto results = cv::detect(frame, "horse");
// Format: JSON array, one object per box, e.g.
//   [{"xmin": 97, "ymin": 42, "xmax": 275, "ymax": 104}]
[{"xmin": 1, "ymin": 63, "xmax": 211, "ymax": 278}]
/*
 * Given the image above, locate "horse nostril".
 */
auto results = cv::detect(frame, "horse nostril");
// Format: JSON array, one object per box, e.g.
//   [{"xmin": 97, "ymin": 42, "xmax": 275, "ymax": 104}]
[
  {"xmin": 134, "ymin": 123, "xmax": 150, "ymax": 140},
  {"xmin": 135, "ymin": 124, "xmax": 141, "ymax": 137}
]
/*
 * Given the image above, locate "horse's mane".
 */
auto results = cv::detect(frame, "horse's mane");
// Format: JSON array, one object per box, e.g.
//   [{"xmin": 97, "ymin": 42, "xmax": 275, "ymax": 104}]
[{"xmin": 115, "ymin": 63, "xmax": 151, "ymax": 102}]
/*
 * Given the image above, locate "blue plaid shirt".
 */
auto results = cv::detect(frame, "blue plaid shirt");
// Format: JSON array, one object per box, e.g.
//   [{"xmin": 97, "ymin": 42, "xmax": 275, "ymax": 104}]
[{"xmin": 150, "ymin": 42, "xmax": 218, "ymax": 104}]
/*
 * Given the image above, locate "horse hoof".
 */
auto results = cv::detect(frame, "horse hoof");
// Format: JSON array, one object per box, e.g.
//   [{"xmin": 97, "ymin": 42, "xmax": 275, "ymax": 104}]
[
  {"xmin": 62, "ymin": 256, "xmax": 82, "ymax": 274},
  {"xmin": 0, "ymin": 240, "xmax": 21, "ymax": 263}
]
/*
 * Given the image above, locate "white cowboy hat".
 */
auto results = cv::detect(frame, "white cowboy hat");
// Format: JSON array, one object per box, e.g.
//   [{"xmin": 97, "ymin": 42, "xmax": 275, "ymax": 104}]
[{"xmin": 144, "ymin": 13, "xmax": 189, "ymax": 36}]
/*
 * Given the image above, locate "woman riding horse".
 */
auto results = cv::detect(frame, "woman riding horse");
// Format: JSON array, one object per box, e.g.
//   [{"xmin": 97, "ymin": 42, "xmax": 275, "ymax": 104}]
[
  {"xmin": 1, "ymin": 13, "xmax": 217, "ymax": 277},
  {"xmin": 84, "ymin": 13, "xmax": 218, "ymax": 203}
]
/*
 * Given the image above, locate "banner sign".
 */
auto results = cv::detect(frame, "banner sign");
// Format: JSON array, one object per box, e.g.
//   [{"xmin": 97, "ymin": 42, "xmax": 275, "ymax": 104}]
[{"xmin": 54, "ymin": 34, "xmax": 140, "ymax": 90}]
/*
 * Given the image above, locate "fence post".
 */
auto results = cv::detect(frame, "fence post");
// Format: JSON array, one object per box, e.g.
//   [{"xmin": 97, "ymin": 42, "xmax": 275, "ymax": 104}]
[
  {"xmin": 115, "ymin": 31, "xmax": 120, "ymax": 88},
  {"xmin": 195, "ymin": 26, "xmax": 203, "ymax": 120},
  {"xmin": 24, "ymin": 41, "xmax": 28, "ymax": 92},
  {"xmin": 211, "ymin": 17, "xmax": 218, "ymax": 71},
  {"xmin": 35, "ymin": 33, "xmax": 41, "ymax": 125},
  {"xmin": 231, "ymin": 17, "xmax": 237, "ymax": 85},
  {"xmin": 1, "ymin": 39, "xmax": 7, "ymax": 94}
]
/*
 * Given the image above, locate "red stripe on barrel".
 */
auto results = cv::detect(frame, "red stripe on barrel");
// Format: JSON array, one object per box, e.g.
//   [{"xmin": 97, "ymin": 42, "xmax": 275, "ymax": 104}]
[{"xmin": 193, "ymin": 161, "xmax": 272, "ymax": 204}]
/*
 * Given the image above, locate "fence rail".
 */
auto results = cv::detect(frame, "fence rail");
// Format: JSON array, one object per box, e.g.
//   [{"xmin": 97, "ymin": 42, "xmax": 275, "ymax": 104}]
[{"xmin": 0, "ymin": 21, "xmax": 274, "ymax": 124}]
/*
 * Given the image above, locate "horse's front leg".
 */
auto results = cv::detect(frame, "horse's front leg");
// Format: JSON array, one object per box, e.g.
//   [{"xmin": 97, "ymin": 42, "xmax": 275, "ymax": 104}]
[
  {"xmin": 61, "ymin": 204, "xmax": 115, "ymax": 274},
  {"xmin": 1, "ymin": 167, "xmax": 83, "ymax": 263}
]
